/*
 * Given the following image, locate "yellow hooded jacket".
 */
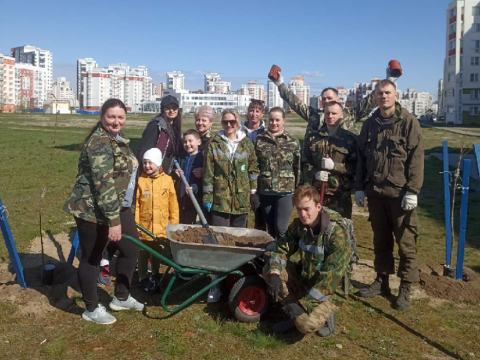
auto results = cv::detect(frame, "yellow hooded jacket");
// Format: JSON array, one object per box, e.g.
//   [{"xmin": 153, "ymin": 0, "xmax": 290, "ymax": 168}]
[{"xmin": 135, "ymin": 171, "xmax": 179, "ymax": 241}]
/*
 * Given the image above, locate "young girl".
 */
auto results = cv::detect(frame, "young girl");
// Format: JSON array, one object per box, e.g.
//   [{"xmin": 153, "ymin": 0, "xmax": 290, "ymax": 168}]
[{"xmin": 135, "ymin": 148, "xmax": 179, "ymax": 292}]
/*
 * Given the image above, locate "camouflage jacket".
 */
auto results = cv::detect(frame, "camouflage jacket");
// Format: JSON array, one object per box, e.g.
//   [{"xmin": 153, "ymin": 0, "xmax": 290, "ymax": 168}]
[
  {"xmin": 355, "ymin": 103, "xmax": 424, "ymax": 198},
  {"xmin": 63, "ymin": 125, "xmax": 134, "ymax": 226},
  {"xmin": 266, "ymin": 208, "xmax": 351, "ymax": 312},
  {"xmin": 199, "ymin": 130, "xmax": 212, "ymax": 152},
  {"xmin": 254, "ymin": 130, "xmax": 301, "ymax": 194},
  {"xmin": 278, "ymin": 83, "xmax": 377, "ymax": 136},
  {"xmin": 203, "ymin": 131, "xmax": 259, "ymax": 214},
  {"xmin": 302, "ymin": 126, "xmax": 357, "ymax": 197}
]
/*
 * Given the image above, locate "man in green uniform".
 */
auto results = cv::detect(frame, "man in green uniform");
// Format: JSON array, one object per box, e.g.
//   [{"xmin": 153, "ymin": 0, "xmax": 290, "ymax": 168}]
[
  {"xmin": 302, "ymin": 101, "xmax": 357, "ymax": 219},
  {"xmin": 355, "ymin": 79, "xmax": 424, "ymax": 310},
  {"xmin": 264, "ymin": 185, "xmax": 351, "ymax": 337}
]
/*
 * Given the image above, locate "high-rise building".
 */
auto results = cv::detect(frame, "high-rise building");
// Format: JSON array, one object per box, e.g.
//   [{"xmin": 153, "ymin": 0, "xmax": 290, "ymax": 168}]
[
  {"xmin": 77, "ymin": 58, "xmax": 98, "ymax": 107},
  {"xmin": 438, "ymin": 79, "xmax": 445, "ymax": 116},
  {"xmin": 15, "ymin": 63, "xmax": 48, "ymax": 109},
  {"xmin": 241, "ymin": 81, "xmax": 265, "ymax": 101},
  {"xmin": 267, "ymin": 80, "xmax": 284, "ymax": 110},
  {"xmin": 166, "ymin": 71, "xmax": 184, "ymax": 91},
  {"xmin": 81, "ymin": 63, "xmax": 153, "ymax": 112},
  {"xmin": 287, "ymin": 76, "xmax": 310, "ymax": 110},
  {"xmin": 444, "ymin": 0, "xmax": 480, "ymax": 124},
  {"xmin": 354, "ymin": 78, "xmax": 380, "ymax": 105},
  {"xmin": 154, "ymin": 83, "xmax": 167, "ymax": 99},
  {"xmin": 0, "ymin": 53, "xmax": 16, "ymax": 112},
  {"xmin": 51, "ymin": 77, "xmax": 74, "ymax": 102},
  {"xmin": 11, "ymin": 45, "xmax": 53, "ymax": 103},
  {"xmin": 204, "ymin": 73, "xmax": 231, "ymax": 94}
]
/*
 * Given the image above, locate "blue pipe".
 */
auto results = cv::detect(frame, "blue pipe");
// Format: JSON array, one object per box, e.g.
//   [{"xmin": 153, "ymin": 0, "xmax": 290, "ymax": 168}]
[{"xmin": 443, "ymin": 141, "xmax": 452, "ymax": 266}]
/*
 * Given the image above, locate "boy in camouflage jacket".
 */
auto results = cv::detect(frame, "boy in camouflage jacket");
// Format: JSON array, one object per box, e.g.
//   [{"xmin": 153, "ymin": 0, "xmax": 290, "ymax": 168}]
[{"xmin": 264, "ymin": 185, "xmax": 351, "ymax": 337}]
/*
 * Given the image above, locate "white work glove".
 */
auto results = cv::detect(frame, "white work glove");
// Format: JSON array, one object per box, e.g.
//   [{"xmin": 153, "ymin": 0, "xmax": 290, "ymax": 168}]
[
  {"xmin": 401, "ymin": 192, "xmax": 417, "ymax": 211},
  {"xmin": 273, "ymin": 72, "xmax": 284, "ymax": 87},
  {"xmin": 315, "ymin": 171, "xmax": 329, "ymax": 182},
  {"xmin": 321, "ymin": 157, "xmax": 334, "ymax": 170},
  {"xmin": 355, "ymin": 191, "xmax": 365, "ymax": 207}
]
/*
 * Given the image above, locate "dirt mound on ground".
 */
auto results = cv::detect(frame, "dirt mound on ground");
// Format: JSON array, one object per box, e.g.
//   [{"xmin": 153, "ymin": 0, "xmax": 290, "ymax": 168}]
[
  {"xmin": 0, "ymin": 232, "xmax": 82, "ymax": 317},
  {"xmin": 170, "ymin": 226, "xmax": 272, "ymax": 248},
  {"xmin": 419, "ymin": 264, "xmax": 480, "ymax": 304}
]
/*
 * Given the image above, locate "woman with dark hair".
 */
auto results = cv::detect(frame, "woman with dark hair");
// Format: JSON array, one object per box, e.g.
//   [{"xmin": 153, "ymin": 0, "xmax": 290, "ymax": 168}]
[
  {"xmin": 137, "ymin": 95, "xmax": 182, "ymax": 174},
  {"xmin": 64, "ymin": 99, "xmax": 143, "ymax": 325}
]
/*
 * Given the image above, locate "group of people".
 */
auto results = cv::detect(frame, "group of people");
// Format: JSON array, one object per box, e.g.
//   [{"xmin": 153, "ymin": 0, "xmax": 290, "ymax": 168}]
[{"xmin": 63, "ymin": 62, "xmax": 424, "ymax": 339}]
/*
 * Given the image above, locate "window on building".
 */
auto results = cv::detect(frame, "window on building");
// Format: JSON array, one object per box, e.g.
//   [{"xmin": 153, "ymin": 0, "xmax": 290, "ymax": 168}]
[
  {"xmin": 447, "ymin": 89, "xmax": 455, "ymax": 97},
  {"xmin": 471, "ymin": 90, "xmax": 480, "ymax": 99},
  {"xmin": 471, "ymin": 40, "xmax": 480, "ymax": 50},
  {"xmin": 450, "ymin": 24, "xmax": 455, "ymax": 33},
  {"xmin": 472, "ymin": 56, "xmax": 480, "ymax": 65},
  {"xmin": 450, "ymin": 7, "xmax": 456, "ymax": 17},
  {"xmin": 474, "ymin": 23, "xmax": 480, "ymax": 32},
  {"xmin": 471, "ymin": 73, "xmax": 479, "ymax": 82},
  {"xmin": 448, "ymin": 105, "xmax": 455, "ymax": 113},
  {"xmin": 448, "ymin": 57, "xmax": 455, "ymax": 65},
  {"xmin": 474, "ymin": 6, "xmax": 480, "ymax": 16},
  {"xmin": 470, "ymin": 106, "xmax": 479, "ymax": 115},
  {"xmin": 448, "ymin": 73, "xmax": 454, "ymax": 81}
]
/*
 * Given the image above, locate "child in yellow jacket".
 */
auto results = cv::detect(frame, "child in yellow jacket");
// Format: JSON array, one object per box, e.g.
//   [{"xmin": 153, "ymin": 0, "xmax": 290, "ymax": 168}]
[{"xmin": 135, "ymin": 148, "xmax": 179, "ymax": 292}]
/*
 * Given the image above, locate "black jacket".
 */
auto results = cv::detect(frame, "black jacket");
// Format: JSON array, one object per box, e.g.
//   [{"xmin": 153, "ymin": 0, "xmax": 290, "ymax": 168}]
[{"xmin": 137, "ymin": 115, "xmax": 181, "ymax": 174}]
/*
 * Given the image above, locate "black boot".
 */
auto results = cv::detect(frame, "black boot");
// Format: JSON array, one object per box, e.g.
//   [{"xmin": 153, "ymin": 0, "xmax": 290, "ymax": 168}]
[
  {"xmin": 394, "ymin": 281, "xmax": 411, "ymax": 310},
  {"xmin": 357, "ymin": 273, "xmax": 391, "ymax": 298},
  {"xmin": 316, "ymin": 312, "xmax": 336, "ymax": 337}
]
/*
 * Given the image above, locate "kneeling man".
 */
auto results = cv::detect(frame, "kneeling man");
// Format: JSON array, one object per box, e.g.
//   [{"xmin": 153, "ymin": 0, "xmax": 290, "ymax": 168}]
[{"xmin": 264, "ymin": 185, "xmax": 351, "ymax": 337}]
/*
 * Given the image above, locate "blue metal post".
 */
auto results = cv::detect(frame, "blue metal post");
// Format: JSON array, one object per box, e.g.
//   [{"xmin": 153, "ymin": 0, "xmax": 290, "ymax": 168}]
[
  {"xmin": 443, "ymin": 141, "xmax": 452, "ymax": 266},
  {"xmin": 67, "ymin": 230, "xmax": 79, "ymax": 265},
  {"xmin": 456, "ymin": 159, "xmax": 470, "ymax": 280},
  {"xmin": 0, "ymin": 197, "xmax": 27, "ymax": 288},
  {"xmin": 474, "ymin": 144, "xmax": 480, "ymax": 183}
]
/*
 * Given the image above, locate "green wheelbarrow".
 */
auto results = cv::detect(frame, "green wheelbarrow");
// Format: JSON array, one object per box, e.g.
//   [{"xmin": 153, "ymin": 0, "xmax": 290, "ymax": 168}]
[{"xmin": 124, "ymin": 223, "xmax": 276, "ymax": 323}]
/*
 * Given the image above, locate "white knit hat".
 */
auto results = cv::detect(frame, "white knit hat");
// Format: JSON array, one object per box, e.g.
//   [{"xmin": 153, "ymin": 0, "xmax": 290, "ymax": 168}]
[{"xmin": 143, "ymin": 148, "xmax": 163, "ymax": 167}]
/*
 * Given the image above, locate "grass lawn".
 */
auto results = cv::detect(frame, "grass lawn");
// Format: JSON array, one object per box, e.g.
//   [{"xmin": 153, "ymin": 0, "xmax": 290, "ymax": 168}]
[{"xmin": 0, "ymin": 113, "xmax": 480, "ymax": 359}]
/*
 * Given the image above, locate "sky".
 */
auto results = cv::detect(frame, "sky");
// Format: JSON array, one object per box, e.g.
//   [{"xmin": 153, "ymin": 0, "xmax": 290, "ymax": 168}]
[{"xmin": 0, "ymin": 0, "xmax": 453, "ymax": 98}]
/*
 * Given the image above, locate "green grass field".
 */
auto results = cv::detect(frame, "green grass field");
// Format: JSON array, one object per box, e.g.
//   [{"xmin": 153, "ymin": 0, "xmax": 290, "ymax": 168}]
[{"xmin": 1, "ymin": 113, "xmax": 480, "ymax": 359}]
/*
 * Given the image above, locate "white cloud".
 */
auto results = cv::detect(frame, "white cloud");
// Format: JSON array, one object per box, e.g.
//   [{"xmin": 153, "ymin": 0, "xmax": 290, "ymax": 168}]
[{"xmin": 301, "ymin": 71, "xmax": 326, "ymax": 78}]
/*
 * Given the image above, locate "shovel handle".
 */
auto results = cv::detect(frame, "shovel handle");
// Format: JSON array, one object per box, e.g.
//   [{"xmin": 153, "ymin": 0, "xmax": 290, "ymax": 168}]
[{"xmin": 173, "ymin": 160, "xmax": 209, "ymax": 227}]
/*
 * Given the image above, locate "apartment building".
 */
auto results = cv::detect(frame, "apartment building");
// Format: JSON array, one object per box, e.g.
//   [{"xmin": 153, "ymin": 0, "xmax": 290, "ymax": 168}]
[
  {"xmin": 267, "ymin": 80, "xmax": 284, "ymax": 110},
  {"xmin": 51, "ymin": 77, "xmax": 74, "ymax": 102},
  {"xmin": 354, "ymin": 79, "xmax": 380, "ymax": 105},
  {"xmin": 77, "ymin": 58, "xmax": 98, "ymax": 107},
  {"xmin": 444, "ymin": 0, "xmax": 480, "ymax": 124},
  {"xmin": 0, "ymin": 53, "xmax": 16, "ymax": 112},
  {"xmin": 15, "ymin": 63, "xmax": 47, "ymax": 109},
  {"xmin": 11, "ymin": 45, "xmax": 53, "ymax": 105},
  {"xmin": 241, "ymin": 81, "xmax": 265, "ymax": 101},
  {"xmin": 204, "ymin": 73, "xmax": 231, "ymax": 94},
  {"xmin": 288, "ymin": 76, "xmax": 310, "ymax": 109},
  {"xmin": 166, "ymin": 71, "xmax": 184, "ymax": 91}
]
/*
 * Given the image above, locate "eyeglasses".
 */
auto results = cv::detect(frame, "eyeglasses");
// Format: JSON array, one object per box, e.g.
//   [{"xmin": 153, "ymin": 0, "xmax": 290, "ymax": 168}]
[{"xmin": 221, "ymin": 120, "xmax": 237, "ymax": 126}]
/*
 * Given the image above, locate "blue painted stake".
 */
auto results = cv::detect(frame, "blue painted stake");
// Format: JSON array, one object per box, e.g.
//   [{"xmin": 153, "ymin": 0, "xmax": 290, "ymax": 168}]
[
  {"xmin": 474, "ymin": 144, "xmax": 480, "ymax": 182},
  {"xmin": 443, "ymin": 141, "xmax": 452, "ymax": 266},
  {"xmin": 456, "ymin": 159, "xmax": 470, "ymax": 280},
  {"xmin": 0, "ymin": 197, "xmax": 27, "ymax": 289},
  {"xmin": 67, "ymin": 230, "xmax": 79, "ymax": 265}
]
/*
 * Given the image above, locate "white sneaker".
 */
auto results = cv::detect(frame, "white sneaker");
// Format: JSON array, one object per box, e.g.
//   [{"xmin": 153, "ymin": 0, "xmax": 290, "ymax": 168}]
[
  {"xmin": 82, "ymin": 304, "xmax": 117, "ymax": 325},
  {"xmin": 207, "ymin": 284, "xmax": 222, "ymax": 303},
  {"xmin": 109, "ymin": 295, "xmax": 144, "ymax": 312}
]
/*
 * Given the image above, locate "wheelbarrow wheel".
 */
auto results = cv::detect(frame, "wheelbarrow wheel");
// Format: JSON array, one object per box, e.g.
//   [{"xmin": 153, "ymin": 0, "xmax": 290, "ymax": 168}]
[{"xmin": 228, "ymin": 275, "xmax": 269, "ymax": 323}]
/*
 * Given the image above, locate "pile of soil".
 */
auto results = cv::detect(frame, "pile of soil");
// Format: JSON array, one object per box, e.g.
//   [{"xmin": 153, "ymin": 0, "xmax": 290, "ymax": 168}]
[
  {"xmin": 419, "ymin": 264, "xmax": 480, "ymax": 303},
  {"xmin": 170, "ymin": 227, "xmax": 272, "ymax": 248}
]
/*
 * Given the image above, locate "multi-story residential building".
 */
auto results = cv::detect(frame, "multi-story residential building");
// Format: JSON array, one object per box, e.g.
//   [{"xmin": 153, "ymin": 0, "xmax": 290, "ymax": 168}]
[
  {"xmin": 354, "ymin": 78, "xmax": 380, "ymax": 105},
  {"xmin": 15, "ymin": 63, "xmax": 47, "ymax": 110},
  {"xmin": 309, "ymin": 95, "xmax": 321, "ymax": 110},
  {"xmin": 81, "ymin": 63, "xmax": 153, "ymax": 112},
  {"xmin": 267, "ymin": 80, "xmax": 284, "ymax": 110},
  {"xmin": 398, "ymin": 88, "xmax": 434, "ymax": 116},
  {"xmin": 77, "ymin": 58, "xmax": 98, "ymax": 107},
  {"xmin": 438, "ymin": 79, "xmax": 445, "ymax": 116},
  {"xmin": 204, "ymin": 73, "xmax": 231, "ymax": 94},
  {"xmin": 154, "ymin": 83, "xmax": 167, "ymax": 99},
  {"xmin": 166, "ymin": 71, "xmax": 184, "ymax": 91},
  {"xmin": 11, "ymin": 45, "xmax": 53, "ymax": 105},
  {"xmin": 51, "ymin": 77, "xmax": 74, "ymax": 102},
  {"xmin": 444, "ymin": 0, "xmax": 480, "ymax": 124},
  {"xmin": 283, "ymin": 76, "xmax": 310, "ymax": 113},
  {"xmin": 0, "ymin": 53, "xmax": 16, "ymax": 112},
  {"xmin": 241, "ymin": 81, "xmax": 265, "ymax": 101}
]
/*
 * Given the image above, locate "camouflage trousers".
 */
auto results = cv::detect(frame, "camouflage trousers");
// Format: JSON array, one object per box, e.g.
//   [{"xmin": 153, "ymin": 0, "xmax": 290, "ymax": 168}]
[
  {"xmin": 264, "ymin": 261, "xmax": 339, "ymax": 334},
  {"xmin": 368, "ymin": 196, "xmax": 419, "ymax": 283},
  {"xmin": 323, "ymin": 195, "xmax": 352, "ymax": 219}
]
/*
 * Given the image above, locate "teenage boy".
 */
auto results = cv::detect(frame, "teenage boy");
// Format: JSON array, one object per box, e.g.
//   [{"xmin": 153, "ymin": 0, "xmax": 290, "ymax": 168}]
[
  {"xmin": 175, "ymin": 129, "xmax": 204, "ymax": 224},
  {"xmin": 264, "ymin": 185, "xmax": 351, "ymax": 337}
]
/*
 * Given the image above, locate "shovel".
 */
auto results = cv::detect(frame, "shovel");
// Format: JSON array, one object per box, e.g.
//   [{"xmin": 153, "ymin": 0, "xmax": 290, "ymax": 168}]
[{"xmin": 173, "ymin": 160, "xmax": 225, "ymax": 245}]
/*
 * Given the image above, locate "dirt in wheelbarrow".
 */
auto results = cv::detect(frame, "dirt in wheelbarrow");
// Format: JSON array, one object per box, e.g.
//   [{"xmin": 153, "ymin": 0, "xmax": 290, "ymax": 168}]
[{"xmin": 170, "ymin": 227, "xmax": 272, "ymax": 248}]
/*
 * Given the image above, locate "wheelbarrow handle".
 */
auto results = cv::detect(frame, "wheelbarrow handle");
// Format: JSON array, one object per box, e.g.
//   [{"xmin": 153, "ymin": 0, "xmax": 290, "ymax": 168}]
[{"xmin": 173, "ymin": 160, "xmax": 209, "ymax": 228}]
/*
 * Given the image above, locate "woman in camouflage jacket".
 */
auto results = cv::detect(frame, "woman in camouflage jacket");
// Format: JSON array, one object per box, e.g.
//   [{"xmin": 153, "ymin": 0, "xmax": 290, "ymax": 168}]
[
  {"xmin": 64, "ymin": 99, "xmax": 143, "ymax": 324},
  {"xmin": 255, "ymin": 107, "xmax": 301, "ymax": 240}
]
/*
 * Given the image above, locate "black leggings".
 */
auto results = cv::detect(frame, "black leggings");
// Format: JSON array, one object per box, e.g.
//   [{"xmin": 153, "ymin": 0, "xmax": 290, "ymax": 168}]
[{"xmin": 75, "ymin": 208, "xmax": 140, "ymax": 312}]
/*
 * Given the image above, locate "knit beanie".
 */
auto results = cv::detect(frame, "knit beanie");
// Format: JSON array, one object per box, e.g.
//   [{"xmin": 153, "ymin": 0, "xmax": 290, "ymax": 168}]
[{"xmin": 143, "ymin": 148, "xmax": 163, "ymax": 167}]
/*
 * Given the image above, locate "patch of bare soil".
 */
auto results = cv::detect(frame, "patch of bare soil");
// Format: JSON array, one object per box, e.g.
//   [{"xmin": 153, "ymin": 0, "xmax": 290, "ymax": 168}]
[
  {"xmin": 170, "ymin": 226, "xmax": 272, "ymax": 248},
  {"xmin": 419, "ymin": 264, "xmax": 480, "ymax": 304},
  {"xmin": 0, "ymin": 232, "xmax": 81, "ymax": 318}
]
